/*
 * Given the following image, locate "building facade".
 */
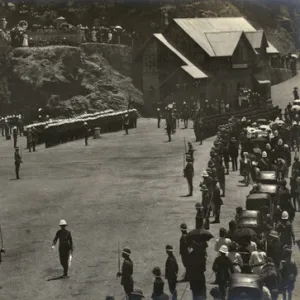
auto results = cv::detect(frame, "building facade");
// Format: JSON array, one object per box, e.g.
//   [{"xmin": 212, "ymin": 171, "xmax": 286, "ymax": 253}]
[{"xmin": 134, "ymin": 17, "xmax": 279, "ymax": 116}]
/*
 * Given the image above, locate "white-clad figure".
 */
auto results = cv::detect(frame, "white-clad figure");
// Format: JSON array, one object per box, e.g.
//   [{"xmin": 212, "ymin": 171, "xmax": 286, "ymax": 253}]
[
  {"xmin": 107, "ymin": 31, "xmax": 112, "ymax": 43},
  {"xmin": 22, "ymin": 34, "xmax": 28, "ymax": 47},
  {"xmin": 91, "ymin": 27, "xmax": 97, "ymax": 42}
]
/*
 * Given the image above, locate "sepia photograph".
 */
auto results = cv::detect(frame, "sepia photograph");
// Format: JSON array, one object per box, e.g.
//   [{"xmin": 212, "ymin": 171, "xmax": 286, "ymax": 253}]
[{"xmin": 0, "ymin": 0, "xmax": 299, "ymax": 299}]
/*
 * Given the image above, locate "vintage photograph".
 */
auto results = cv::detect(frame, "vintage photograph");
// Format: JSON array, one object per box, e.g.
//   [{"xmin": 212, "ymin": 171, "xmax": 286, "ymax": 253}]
[{"xmin": 0, "ymin": 0, "xmax": 299, "ymax": 299}]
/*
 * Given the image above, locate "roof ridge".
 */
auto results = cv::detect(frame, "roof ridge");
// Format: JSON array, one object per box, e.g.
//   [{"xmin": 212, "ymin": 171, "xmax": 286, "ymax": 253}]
[{"xmin": 205, "ymin": 31, "xmax": 245, "ymax": 34}]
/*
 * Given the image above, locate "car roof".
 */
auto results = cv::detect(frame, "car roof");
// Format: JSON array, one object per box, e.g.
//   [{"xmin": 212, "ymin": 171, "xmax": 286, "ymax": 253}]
[{"xmin": 247, "ymin": 193, "xmax": 271, "ymax": 200}]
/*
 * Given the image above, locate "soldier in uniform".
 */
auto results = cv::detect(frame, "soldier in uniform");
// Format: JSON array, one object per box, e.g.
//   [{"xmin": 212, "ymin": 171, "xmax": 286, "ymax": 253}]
[
  {"xmin": 31, "ymin": 126, "xmax": 37, "ymax": 152},
  {"xmin": 83, "ymin": 122, "xmax": 89, "ymax": 146},
  {"xmin": 12, "ymin": 126, "xmax": 18, "ymax": 148},
  {"xmin": 183, "ymin": 155, "xmax": 194, "ymax": 197},
  {"xmin": 198, "ymin": 120, "xmax": 204, "ymax": 145},
  {"xmin": 51, "ymin": 219, "xmax": 73, "ymax": 278},
  {"xmin": 14, "ymin": 146, "xmax": 22, "ymax": 179},
  {"xmin": 165, "ymin": 245, "xmax": 178, "ymax": 300},
  {"xmin": 186, "ymin": 142, "xmax": 195, "ymax": 163},
  {"xmin": 179, "ymin": 223, "xmax": 188, "ymax": 280},
  {"xmin": 165, "ymin": 107, "xmax": 172, "ymax": 142},
  {"xmin": 181, "ymin": 102, "xmax": 189, "ymax": 129},
  {"xmin": 195, "ymin": 202, "xmax": 204, "ymax": 229},
  {"xmin": 157, "ymin": 108, "xmax": 162, "ymax": 128},
  {"xmin": 123, "ymin": 114, "xmax": 130, "ymax": 135},
  {"xmin": 27, "ymin": 128, "xmax": 33, "ymax": 152},
  {"xmin": 117, "ymin": 247, "xmax": 134, "ymax": 298}
]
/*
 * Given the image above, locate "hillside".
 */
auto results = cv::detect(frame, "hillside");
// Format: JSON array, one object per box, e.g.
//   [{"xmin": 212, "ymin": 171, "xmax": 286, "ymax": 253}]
[{"xmin": 2, "ymin": 45, "xmax": 142, "ymax": 119}]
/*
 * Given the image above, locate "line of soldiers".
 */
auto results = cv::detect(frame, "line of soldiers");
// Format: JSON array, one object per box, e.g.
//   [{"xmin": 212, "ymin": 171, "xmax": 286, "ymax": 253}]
[
  {"xmin": 24, "ymin": 109, "xmax": 138, "ymax": 148},
  {"xmin": 0, "ymin": 114, "xmax": 24, "ymax": 139}
]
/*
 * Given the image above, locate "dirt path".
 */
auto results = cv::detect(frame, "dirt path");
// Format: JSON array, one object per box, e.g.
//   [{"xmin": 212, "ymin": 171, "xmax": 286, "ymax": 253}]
[{"xmin": 0, "ymin": 118, "xmax": 299, "ymax": 300}]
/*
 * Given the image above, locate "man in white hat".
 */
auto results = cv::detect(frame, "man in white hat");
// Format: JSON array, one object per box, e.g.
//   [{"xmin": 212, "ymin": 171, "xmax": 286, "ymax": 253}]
[
  {"xmin": 117, "ymin": 247, "xmax": 134, "ymax": 297},
  {"xmin": 212, "ymin": 245, "xmax": 234, "ymax": 300},
  {"xmin": 51, "ymin": 219, "xmax": 73, "ymax": 278},
  {"xmin": 276, "ymin": 211, "xmax": 295, "ymax": 248}
]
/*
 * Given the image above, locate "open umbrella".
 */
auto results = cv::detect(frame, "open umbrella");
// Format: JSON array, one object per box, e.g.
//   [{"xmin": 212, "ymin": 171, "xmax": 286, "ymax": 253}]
[
  {"xmin": 234, "ymin": 228, "xmax": 257, "ymax": 239},
  {"xmin": 115, "ymin": 25, "xmax": 122, "ymax": 29},
  {"xmin": 291, "ymin": 54, "xmax": 298, "ymax": 59},
  {"xmin": 187, "ymin": 228, "xmax": 214, "ymax": 243}
]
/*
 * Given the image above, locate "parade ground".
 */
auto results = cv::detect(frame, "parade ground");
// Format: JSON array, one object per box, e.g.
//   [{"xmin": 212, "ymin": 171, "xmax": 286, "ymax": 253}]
[{"xmin": 0, "ymin": 117, "xmax": 299, "ymax": 300}]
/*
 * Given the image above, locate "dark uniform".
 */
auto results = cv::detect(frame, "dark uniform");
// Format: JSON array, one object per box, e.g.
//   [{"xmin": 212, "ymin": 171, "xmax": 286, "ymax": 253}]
[
  {"xmin": 179, "ymin": 223, "xmax": 189, "ymax": 272},
  {"xmin": 13, "ymin": 127, "xmax": 18, "ymax": 148},
  {"xmin": 118, "ymin": 247, "xmax": 134, "ymax": 297},
  {"xmin": 123, "ymin": 115, "xmax": 130, "ymax": 135},
  {"xmin": 52, "ymin": 222, "xmax": 73, "ymax": 277},
  {"xmin": 165, "ymin": 110, "xmax": 172, "ymax": 142},
  {"xmin": 157, "ymin": 109, "xmax": 162, "ymax": 128},
  {"xmin": 83, "ymin": 123, "xmax": 89, "ymax": 146},
  {"xmin": 14, "ymin": 147, "xmax": 22, "ymax": 179},
  {"xmin": 183, "ymin": 156, "xmax": 194, "ymax": 196},
  {"xmin": 165, "ymin": 245, "xmax": 178, "ymax": 300}
]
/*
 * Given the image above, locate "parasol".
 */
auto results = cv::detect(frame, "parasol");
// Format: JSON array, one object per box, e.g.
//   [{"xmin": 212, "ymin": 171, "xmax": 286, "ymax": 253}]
[
  {"xmin": 187, "ymin": 228, "xmax": 214, "ymax": 242},
  {"xmin": 115, "ymin": 25, "xmax": 122, "ymax": 29},
  {"xmin": 234, "ymin": 228, "xmax": 257, "ymax": 239},
  {"xmin": 291, "ymin": 54, "xmax": 298, "ymax": 59}
]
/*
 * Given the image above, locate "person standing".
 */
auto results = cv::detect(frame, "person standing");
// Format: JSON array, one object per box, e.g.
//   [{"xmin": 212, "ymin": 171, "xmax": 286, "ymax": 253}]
[
  {"xmin": 293, "ymin": 87, "xmax": 299, "ymax": 100},
  {"xmin": 179, "ymin": 223, "xmax": 188, "ymax": 280},
  {"xmin": 117, "ymin": 247, "xmax": 134, "ymax": 298},
  {"xmin": 31, "ymin": 126, "xmax": 37, "ymax": 152},
  {"xmin": 212, "ymin": 245, "xmax": 234, "ymax": 300},
  {"xmin": 51, "ymin": 219, "xmax": 73, "ymax": 278},
  {"xmin": 165, "ymin": 245, "xmax": 178, "ymax": 300},
  {"xmin": 279, "ymin": 247, "xmax": 298, "ymax": 300},
  {"xmin": 123, "ymin": 114, "xmax": 130, "ymax": 135},
  {"xmin": 228, "ymin": 137, "xmax": 239, "ymax": 172},
  {"xmin": 12, "ymin": 126, "xmax": 18, "ymax": 148},
  {"xmin": 165, "ymin": 108, "xmax": 172, "ymax": 142},
  {"xmin": 211, "ymin": 182, "xmax": 223, "ymax": 224},
  {"xmin": 83, "ymin": 122, "xmax": 89, "ymax": 146},
  {"xmin": 186, "ymin": 142, "xmax": 195, "ymax": 163},
  {"xmin": 195, "ymin": 202, "xmax": 204, "ymax": 229},
  {"xmin": 151, "ymin": 267, "xmax": 168, "ymax": 300},
  {"xmin": 14, "ymin": 146, "xmax": 22, "ymax": 179},
  {"xmin": 183, "ymin": 155, "xmax": 194, "ymax": 197},
  {"xmin": 157, "ymin": 108, "xmax": 162, "ymax": 128},
  {"xmin": 276, "ymin": 211, "xmax": 295, "ymax": 248}
]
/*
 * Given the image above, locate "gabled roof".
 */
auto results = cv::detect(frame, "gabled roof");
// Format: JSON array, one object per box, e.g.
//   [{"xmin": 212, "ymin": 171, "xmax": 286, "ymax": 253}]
[
  {"xmin": 154, "ymin": 33, "xmax": 208, "ymax": 79},
  {"xmin": 245, "ymin": 30, "xmax": 265, "ymax": 49},
  {"xmin": 267, "ymin": 41, "xmax": 279, "ymax": 54},
  {"xmin": 173, "ymin": 17, "xmax": 278, "ymax": 57},
  {"xmin": 205, "ymin": 31, "xmax": 242, "ymax": 57}
]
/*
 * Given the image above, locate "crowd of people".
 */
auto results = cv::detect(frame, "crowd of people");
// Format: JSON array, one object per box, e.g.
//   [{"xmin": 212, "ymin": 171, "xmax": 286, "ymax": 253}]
[{"xmin": 115, "ymin": 114, "xmax": 299, "ymax": 300}]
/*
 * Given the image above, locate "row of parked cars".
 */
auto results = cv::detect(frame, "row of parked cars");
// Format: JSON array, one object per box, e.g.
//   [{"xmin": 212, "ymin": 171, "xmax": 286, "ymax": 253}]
[{"xmin": 227, "ymin": 119, "xmax": 279, "ymax": 299}]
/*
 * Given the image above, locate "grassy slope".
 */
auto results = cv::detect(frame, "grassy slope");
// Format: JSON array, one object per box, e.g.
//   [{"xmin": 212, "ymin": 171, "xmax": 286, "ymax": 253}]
[{"xmin": 6, "ymin": 45, "xmax": 143, "ymax": 117}]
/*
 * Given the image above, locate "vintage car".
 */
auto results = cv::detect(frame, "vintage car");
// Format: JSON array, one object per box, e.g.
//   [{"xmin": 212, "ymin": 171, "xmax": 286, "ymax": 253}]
[
  {"xmin": 246, "ymin": 193, "xmax": 274, "ymax": 216},
  {"xmin": 237, "ymin": 210, "xmax": 261, "ymax": 234},
  {"xmin": 228, "ymin": 274, "xmax": 263, "ymax": 300},
  {"xmin": 250, "ymin": 137, "xmax": 268, "ymax": 151},
  {"xmin": 257, "ymin": 171, "xmax": 277, "ymax": 184},
  {"xmin": 257, "ymin": 119, "xmax": 269, "ymax": 126}
]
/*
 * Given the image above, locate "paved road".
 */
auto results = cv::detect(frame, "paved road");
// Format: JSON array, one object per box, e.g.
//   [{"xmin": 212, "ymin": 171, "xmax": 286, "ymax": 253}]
[
  {"xmin": 0, "ymin": 119, "xmax": 298, "ymax": 300},
  {"xmin": 272, "ymin": 73, "xmax": 300, "ymax": 110}
]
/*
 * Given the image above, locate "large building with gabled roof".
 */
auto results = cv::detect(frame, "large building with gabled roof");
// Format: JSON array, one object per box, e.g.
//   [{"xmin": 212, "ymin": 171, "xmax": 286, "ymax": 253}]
[{"xmin": 134, "ymin": 16, "xmax": 279, "ymax": 116}]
